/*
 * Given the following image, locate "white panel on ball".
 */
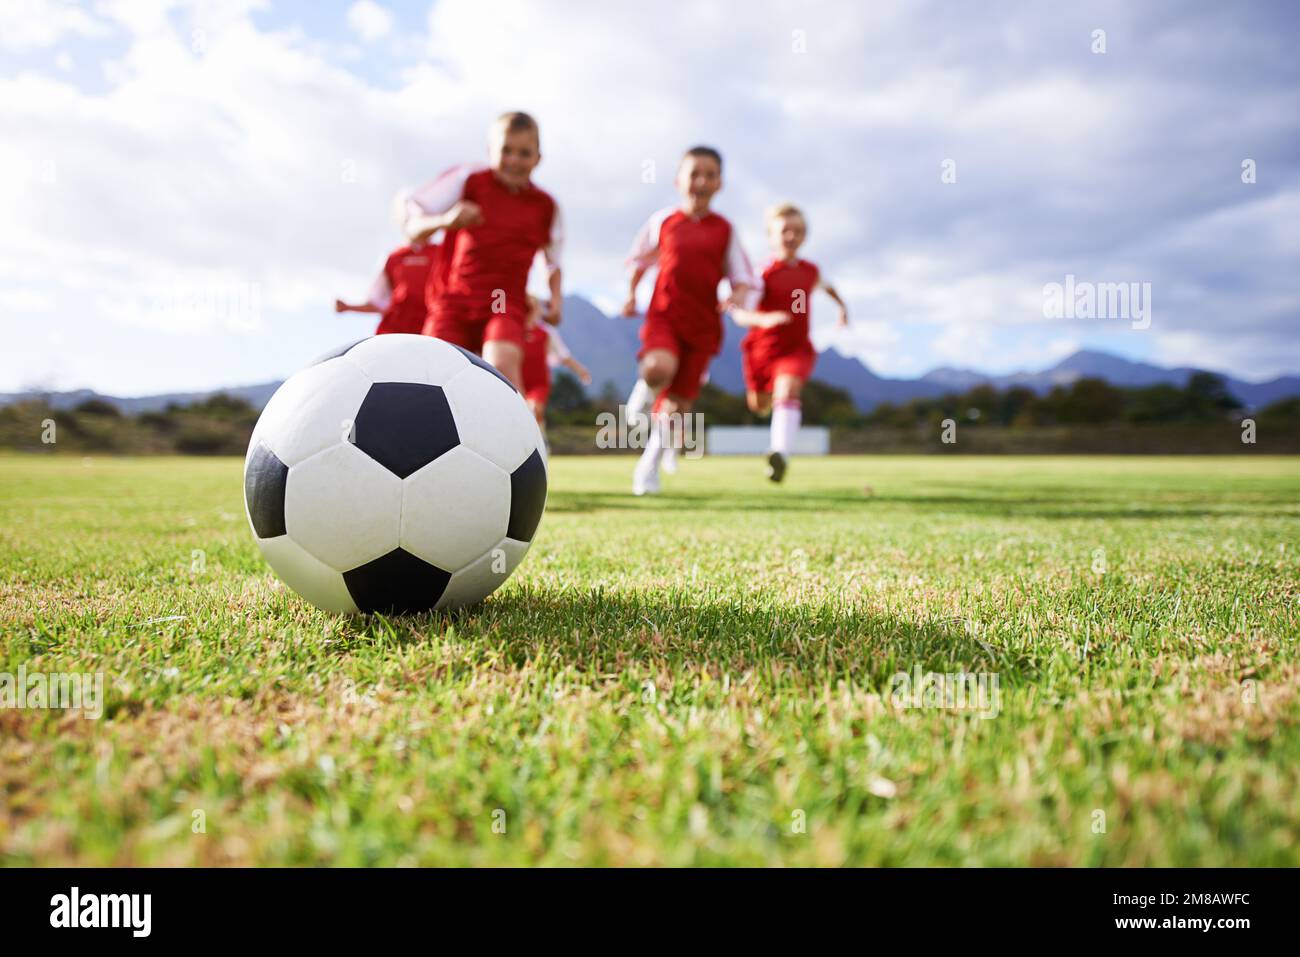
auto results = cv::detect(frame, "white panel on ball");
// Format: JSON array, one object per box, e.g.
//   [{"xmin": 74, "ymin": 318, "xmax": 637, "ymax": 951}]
[
  {"xmin": 343, "ymin": 333, "xmax": 470, "ymax": 386},
  {"xmin": 252, "ymin": 357, "xmax": 373, "ymax": 467},
  {"xmin": 257, "ymin": 534, "xmax": 359, "ymax": 613},
  {"xmin": 443, "ymin": 365, "xmax": 541, "ymax": 472},
  {"xmin": 400, "ymin": 446, "xmax": 510, "ymax": 572},
  {"xmin": 436, "ymin": 537, "xmax": 530, "ymax": 611},
  {"xmin": 285, "ymin": 443, "xmax": 403, "ymax": 571}
]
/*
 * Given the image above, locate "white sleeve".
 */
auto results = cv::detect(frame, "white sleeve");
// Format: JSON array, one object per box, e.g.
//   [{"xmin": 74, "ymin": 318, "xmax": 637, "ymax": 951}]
[
  {"xmin": 724, "ymin": 228, "xmax": 756, "ymax": 290},
  {"xmin": 626, "ymin": 207, "xmax": 674, "ymax": 270},
  {"xmin": 365, "ymin": 260, "xmax": 393, "ymax": 311},
  {"xmin": 542, "ymin": 203, "xmax": 563, "ymax": 274},
  {"xmin": 404, "ymin": 163, "xmax": 480, "ymax": 239},
  {"xmin": 546, "ymin": 326, "xmax": 572, "ymax": 366}
]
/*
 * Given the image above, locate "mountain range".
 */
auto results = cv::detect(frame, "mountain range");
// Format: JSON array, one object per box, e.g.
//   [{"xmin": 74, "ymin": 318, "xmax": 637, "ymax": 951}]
[{"xmin": 6, "ymin": 295, "xmax": 1298, "ymax": 413}]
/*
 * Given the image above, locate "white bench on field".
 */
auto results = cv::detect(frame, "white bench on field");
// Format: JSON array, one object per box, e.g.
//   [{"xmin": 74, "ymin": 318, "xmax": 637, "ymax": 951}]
[{"xmin": 705, "ymin": 426, "xmax": 830, "ymax": 456}]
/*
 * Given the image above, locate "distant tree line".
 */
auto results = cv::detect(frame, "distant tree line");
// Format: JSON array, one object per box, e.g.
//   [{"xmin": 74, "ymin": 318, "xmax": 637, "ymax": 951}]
[
  {"xmin": 550, "ymin": 370, "xmax": 1298, "ymax": 430},
  {"xmin": 864, "ymin": 371, "xmax": 1277, "ymax": 429},
  {"xmin": 0, "ymin": 393, "xmax": 259, "ymax": 454},
  {"xmin": 2, "ymin": 371, "xmax": 1295, "ymax": 455}
]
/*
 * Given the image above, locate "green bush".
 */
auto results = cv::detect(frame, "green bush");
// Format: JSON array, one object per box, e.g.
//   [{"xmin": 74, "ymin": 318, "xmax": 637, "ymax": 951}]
[
  {"xmin": 174, "ymin": 422, "xmax": 244, "ymax": 455},
  {"xmin": 72, "ymin": 398, "xmax": 121, "ymax": 417}
]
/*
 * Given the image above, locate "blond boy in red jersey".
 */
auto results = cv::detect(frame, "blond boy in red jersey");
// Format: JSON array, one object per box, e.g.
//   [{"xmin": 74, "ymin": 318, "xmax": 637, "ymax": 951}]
[
  {"xmin": 622, "ymin": 146, "xmax": 755, "ymax": 495},
  {"xmin": 732, "ymin": 203, "xmax": 850, "ymax": 482},
  {"xmin": 404, "ymin": 112, "xmax": 563, "ymax": 391}
]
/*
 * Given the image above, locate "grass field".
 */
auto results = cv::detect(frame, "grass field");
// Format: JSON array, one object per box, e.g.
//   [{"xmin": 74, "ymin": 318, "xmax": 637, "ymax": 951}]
[{"xmin": 2, "ymin": 453, "xmax": 1298, "ymax": 866}]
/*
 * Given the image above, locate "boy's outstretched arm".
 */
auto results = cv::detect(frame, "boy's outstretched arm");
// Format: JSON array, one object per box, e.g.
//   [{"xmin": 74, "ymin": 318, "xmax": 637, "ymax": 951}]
[
  {"xmin": 336, "ymin": 259, "xmax": 392, "ymax": 316},
  {"xmin": 405, "ymin": 164, "xmax": 484, "ymax": 243},
  {"xmin": 562, "ymin": 355, "xmax": 592, "ymax": 385},
  {"xmin": 547, "ymin": 328, "xmax": 590, "ymax": 384},
  {"xmin": 819, "ymin": 280, "xmax": 850, "ymax": 327},
  {"xmin": 335, "ymin": 300, "xmax": 381, "ymax": 314},
  {"xmin": 721, "ymin": 227, "xmax": 757, "ymax": 312},
  {"xmin": 546, "ymin": 267, "xmax": 563, "ymax": 325},
  {"xmin": 720, "ymin": 282, "xmax": 754, "ymax": 313},
  {"xmin": 730, "ymin": 307, "xmax": 792, "ymax": 329},
  {"xmin": 622, "ymin": 264, "xmax": 647, "ymax": 317},
  {"xmin": 623, "ymin": 211, "xmax": 665, "ymax": 316},
  {"xmin": 542, "ymin": 207, "xmax": 564, "ymax": 325},
  {"xmin": 408, "ymin": 202, "xmax": 481, "ymax": 244}
]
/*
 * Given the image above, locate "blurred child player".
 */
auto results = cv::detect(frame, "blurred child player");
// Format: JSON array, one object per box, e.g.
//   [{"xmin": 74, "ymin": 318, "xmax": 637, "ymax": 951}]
[
  {"xmin": 335, "ymin": 191, "xmax": 439, "ymax": 335},
  {"xmin": 732, "ymin": 202, "xmax": 849, "ymax": 482},
  {"xmin": 404, "ymin": 112, "xmax": 563, "ymax": 390},
  {"xmin": 622, "ymin": 146, "xmax": 755, "ymax": 495},
  {"xmin": 522, "ymin": 295, "xmax": 591, "ymax": 434}
]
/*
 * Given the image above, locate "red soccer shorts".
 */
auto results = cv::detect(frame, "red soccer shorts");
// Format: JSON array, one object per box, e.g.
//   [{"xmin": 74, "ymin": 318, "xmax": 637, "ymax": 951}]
[
  {"xmin": 742, "ymin": 342, "xmax": 817, "ymax": 395},
  {"xmin": 422, "ymin": 299, "xmax": 527, "ymax": 354},
  {"xmin": 523, "ymin": 364, "xmax": 551, "ymax": 408},
  {"xmin": 638, "ymin": 317, "xmax": 714, "ymax": 403},
  {"xmin": 521, "ymin": 326, "xmax": 551, "ymax": 405}
]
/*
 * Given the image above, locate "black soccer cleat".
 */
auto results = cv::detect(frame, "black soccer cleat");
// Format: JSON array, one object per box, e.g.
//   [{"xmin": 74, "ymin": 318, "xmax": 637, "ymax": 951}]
[{"xmin": 767, "ymin": 451, "xmax": 787, "ymax": 484}]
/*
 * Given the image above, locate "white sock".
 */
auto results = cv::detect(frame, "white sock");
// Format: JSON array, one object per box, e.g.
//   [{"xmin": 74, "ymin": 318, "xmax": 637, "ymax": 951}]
[
  {"xmin": 636, "ymin": 414, "xmax": 664, "ymax": 476},
  {"xmin": 627, "ymin": 379, "xmax": 653, "ymax": 419},
  {"xmin": 771, "ymin": 400, "xmax": 801, "ymax": 454},
  {"xmin": 660, "ymin": 415, "xmax": 679, "ymax": 471}
]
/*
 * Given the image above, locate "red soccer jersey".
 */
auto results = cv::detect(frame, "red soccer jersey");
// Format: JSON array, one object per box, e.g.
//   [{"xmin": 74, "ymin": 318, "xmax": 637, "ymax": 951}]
[
  {"xmin": 409, "ymin": 165, "xmax": 561, "ymax": 322},
  {"xmin": 369, "ymin": 242, "xmax": 438, "ymax": 335},
  {"xmin": 629, "ymin": 208, "xmax": 754, "ymax": 353},
  {"xmin": 743, "ymin": 258, "xmax": 821, "ymax": 355}
]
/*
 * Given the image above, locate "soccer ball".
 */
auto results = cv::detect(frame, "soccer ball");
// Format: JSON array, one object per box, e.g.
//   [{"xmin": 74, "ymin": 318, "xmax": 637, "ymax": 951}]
[{"xmin": 242, "ymin": 334, "xmax": 547, "ymax": 614}]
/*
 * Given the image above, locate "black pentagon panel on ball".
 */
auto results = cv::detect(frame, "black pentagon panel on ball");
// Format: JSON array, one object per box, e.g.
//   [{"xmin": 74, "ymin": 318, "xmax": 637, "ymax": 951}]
[
  {"xmin": 244, "ymin": 441, "xmax": 289, "ymax": 539},
  {"xmin": 449, "ymin": 343, "xmax": 517, "ymax": 393},
  {"xmin": 507, "ymin": 448, "xmax": 548, "ymax": 542},
  {"xmin": 343, "ymin": 548, "xmax": 452, "ymax": 614},
  {"xmin": 307, "ymin": 338, "xmax": 367, "ymax": 366},
  {"xmin": 352, "ymin": 382, "xmax": 459, "ymax": 478}
]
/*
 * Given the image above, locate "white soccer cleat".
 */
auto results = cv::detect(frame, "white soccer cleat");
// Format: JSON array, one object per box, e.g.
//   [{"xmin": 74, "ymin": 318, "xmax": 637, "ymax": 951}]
[{"xmin": 632, "ymin": 464, "xmax": 661, "ymax": 496}]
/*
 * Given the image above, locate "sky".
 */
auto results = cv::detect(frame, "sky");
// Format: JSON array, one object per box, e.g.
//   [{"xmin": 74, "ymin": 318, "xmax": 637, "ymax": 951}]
[{"xmin": 2, "ymin": 0, "xmax": 1298, "ymax": 396}]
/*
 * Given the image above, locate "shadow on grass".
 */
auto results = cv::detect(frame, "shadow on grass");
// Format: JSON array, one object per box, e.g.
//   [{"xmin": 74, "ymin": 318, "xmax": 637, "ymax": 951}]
[
  {"xmin": 546, "ymin": 490, "xmax": 875, "ymax": 514},
  {"xmin": 546, "ymin": 488, "xmax": 1274, "ymax": 521},
  {"xmin": 336, "ymin": 583, "xmax": 1035, "ymax": 688}
]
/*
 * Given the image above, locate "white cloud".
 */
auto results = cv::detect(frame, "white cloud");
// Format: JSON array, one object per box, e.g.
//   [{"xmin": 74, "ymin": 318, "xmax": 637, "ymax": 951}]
[
  {"xmin": 927, "ymin": 324, "xmax": 1083, "ymax": 376},
  {"xmin": 1, "ymin": 0, "xmax": 1297, "ymax": 394},
  {"xmin": 0, "ymin": 0, "xmax": 107, "ymax": 52},
  {"xmin": 0, "ymin": 288, "xmax": 53, "ymax": 312},
  {"xmin": 346, "ymin": 1, "xmax": 393, "ymax": 43},
  {"xmin": 1152, "ymin": 330, "xmax": 1300, "ymax": 383},
  {"xmin": 814, "ymin": 318, "xmax": 904, "ymax": 375}
]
